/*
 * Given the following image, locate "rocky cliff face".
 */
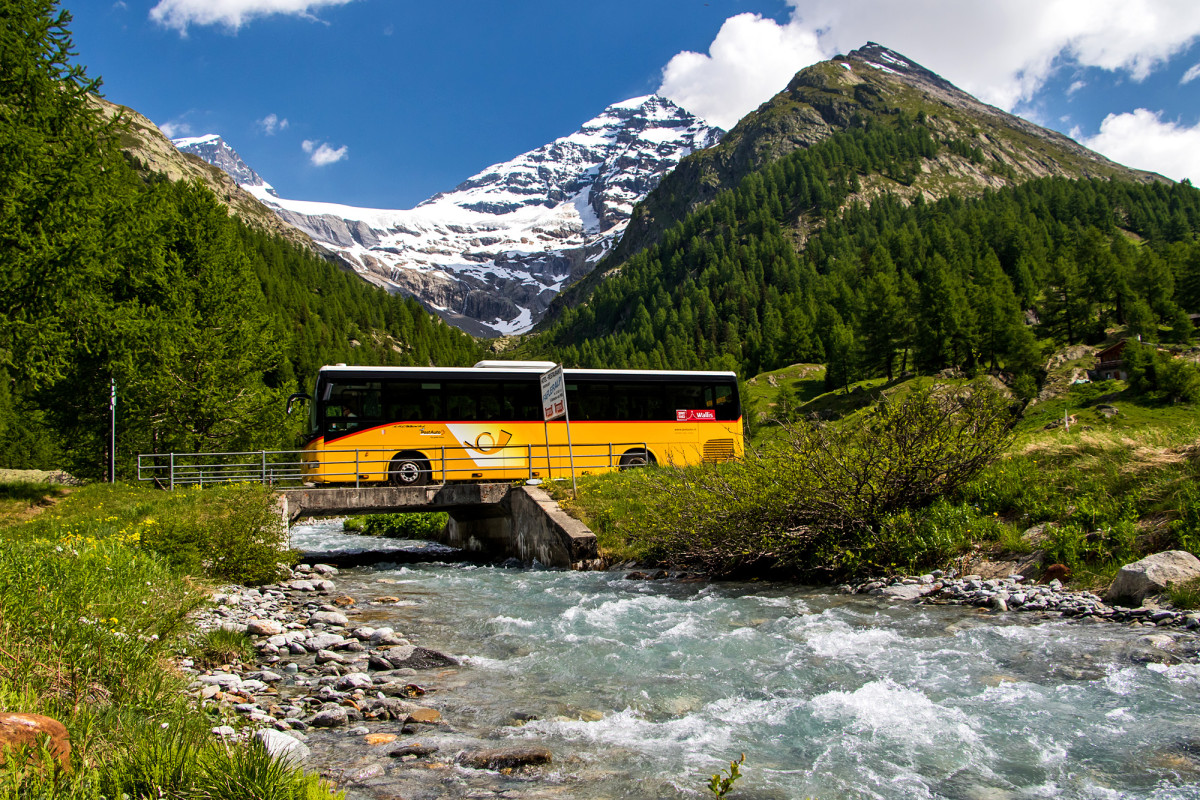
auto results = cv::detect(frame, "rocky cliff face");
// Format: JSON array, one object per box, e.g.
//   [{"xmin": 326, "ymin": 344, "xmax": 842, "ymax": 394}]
[
  {"xmin": 172, "ymin": 134, "xmax": 271, "ymax": 192},
  {"xmin": 181, "ymin": 96, "xmax": 721, "ymax": 337},
  {"xmin": 93, "ymin": 97, "xmax": 315, "ymax": 253}
]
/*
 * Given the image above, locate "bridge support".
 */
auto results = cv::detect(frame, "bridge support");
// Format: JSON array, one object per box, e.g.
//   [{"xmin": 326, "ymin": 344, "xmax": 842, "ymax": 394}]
[
  {"xmin": 440, "ymin": 486, "xmax": 600, "ymax": 569},
  {"xmin": 282, "ymin": 484, "xmax": 600, "ymax": 569}
]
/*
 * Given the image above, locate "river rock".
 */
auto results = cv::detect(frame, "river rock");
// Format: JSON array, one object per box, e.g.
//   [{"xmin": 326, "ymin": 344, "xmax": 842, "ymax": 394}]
[
  {"xmin": 390, "ymin": 743, "xmax": 439, "ymax": 758},
  {"xmin": 334, "ymin": 673, "xmax": 375, "ymax": 691},
  {"xmin": 458, "ymin": 745, "xmax": 552, "ymax": 770},
  {"xmin": 382, "ymin": 645, "xmax": 459, "ymax": 669},
  {"xmin": 1105, "ymin": 551, "xmax": 1200, "ymax": 606},
  {"xmin": 305, "ymin": 633, "xmax": 346, "ymax": 651},
  {"xmin": 254, "ymin": 729, "xmax": 310, "ymax": 766},
  {"xmin": 0, "ymin": 713, "xmax": 71, "ymax": 772},
  {"xmin": 308, "ymin": 611, "xmax": 349, "ymax": 627},
  {"xmin": 874, "ymin": 584, "xmax": 926, "ymax": 601},
  {"xmin": 245, "ymin": 619, "xmax": 284, "ymax": 637},
  {"xmin": 310, "ymin": 707, "xmax": 349, "ymax": 728}
]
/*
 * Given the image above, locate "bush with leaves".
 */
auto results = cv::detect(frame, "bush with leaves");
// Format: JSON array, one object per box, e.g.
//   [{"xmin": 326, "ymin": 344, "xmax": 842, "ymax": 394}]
[
  {"xmin": 1124, "ymin": 341, "xmax": 1200, "ymax": 404},
  {"xmin": 632, "ymin": 381, "xmax": 1018, "ymax": 577}
]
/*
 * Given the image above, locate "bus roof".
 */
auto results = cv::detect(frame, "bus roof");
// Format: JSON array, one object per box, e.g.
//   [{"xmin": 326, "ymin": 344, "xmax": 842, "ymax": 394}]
[{"xmin": 316, "ymin": 365, "xmax": 738, "ymax": 380}]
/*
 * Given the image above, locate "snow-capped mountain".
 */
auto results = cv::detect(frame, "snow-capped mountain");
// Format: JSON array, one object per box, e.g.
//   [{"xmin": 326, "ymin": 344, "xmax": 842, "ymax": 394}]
[
  {"xmin": 174, "ymin": 96, "xmax": 721, "ymax": 337},
  {"xmin": 173, "ymin": 134, "xmax": 273, "ymax": 193}
]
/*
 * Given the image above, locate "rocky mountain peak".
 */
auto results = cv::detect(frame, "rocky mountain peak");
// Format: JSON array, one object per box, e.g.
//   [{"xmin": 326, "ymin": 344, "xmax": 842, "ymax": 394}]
[
  {"xmin": 173, "ymin": 134, "xmax": 274, "ymax": 195},
  {"xmin": 842, "ymin": 42, "xmax": 961, "ymax": 95},
  {"xmin": 184, "ymin": 96, "xmax": 722, "ymax": 337}
]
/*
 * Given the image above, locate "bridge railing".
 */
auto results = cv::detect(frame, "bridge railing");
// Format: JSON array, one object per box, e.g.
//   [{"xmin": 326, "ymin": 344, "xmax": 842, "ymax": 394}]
[{"xmin": 137, "ymin": 441, "xmax": 653, "ymax": 488}]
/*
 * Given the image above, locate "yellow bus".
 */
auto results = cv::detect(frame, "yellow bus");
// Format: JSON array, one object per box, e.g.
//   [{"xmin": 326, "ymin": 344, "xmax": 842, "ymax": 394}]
[{"xmin": 287, "ymin": 361, "xmax": 742, "ymax": 486}]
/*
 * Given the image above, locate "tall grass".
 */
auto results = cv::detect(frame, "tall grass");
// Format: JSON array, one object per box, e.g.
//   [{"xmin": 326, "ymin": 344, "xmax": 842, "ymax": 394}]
[{"xmin": 0, "ymin": 481, "xmax": 341, "ymax": 799}]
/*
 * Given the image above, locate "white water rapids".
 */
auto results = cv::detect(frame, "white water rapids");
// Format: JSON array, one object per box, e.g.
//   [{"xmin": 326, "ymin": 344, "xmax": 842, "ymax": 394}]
[{"xmin": 293, "ymin": 520, "xmax": 1200, "ymax": 800}]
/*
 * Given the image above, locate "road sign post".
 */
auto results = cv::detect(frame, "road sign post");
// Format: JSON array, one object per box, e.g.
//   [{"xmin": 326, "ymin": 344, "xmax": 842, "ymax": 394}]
[{"xmin": 539, "ymin": 364, "xmax": 577, "ymax": 496}]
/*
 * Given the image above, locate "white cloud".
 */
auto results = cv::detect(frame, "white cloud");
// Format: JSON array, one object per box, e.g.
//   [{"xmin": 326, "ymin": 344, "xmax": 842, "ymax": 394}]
[
  {"xmin": 658, "ymin": 13, "xmax": 824, "ymax": 129},
  {"xmin": 149, "ymin": 0, "xmax": 357, "ymax": 33},
  {"xmin": 158, "ymin": 119, "xmax": 192, "ymax": 137},
  {"xmin": 1079, "ymin": 108, "xmax": 1200, "ymax": 182},
  {"xmin": 659, "ymin": 1, "xmax": 1200, "ymax": 129},
  {"xmin": 257, "ymin": 113, "xmax": 288, "ymax": 135},
  {"xmin": 1067, "ymin": 80, "xmax": 1086, "ymax": 96},
  {"xmin": 1182, "ymin": 63, "xmax": 1200, "ymax": 84},
  {"xmin": 302, "ymin": 139, "xmax": 348, "ymax": 166}
]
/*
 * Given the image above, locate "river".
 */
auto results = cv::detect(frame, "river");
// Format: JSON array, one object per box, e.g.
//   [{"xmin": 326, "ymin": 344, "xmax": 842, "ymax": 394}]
[{"xmin": 292, "ymin": 520, "xmax": 1200, "ymax": 800}]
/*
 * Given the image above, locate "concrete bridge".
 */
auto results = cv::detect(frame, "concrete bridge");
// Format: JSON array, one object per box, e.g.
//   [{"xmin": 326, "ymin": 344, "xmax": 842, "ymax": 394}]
[{"xmin": 281, "ymin": 483, "xmax": 600, "ymax": 570}]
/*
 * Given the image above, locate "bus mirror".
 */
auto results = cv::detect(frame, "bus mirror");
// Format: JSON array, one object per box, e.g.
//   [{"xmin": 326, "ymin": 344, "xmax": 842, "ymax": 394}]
[{"xmin": 286, "ymin": 393, "xmax": 311, "ymax": 415}]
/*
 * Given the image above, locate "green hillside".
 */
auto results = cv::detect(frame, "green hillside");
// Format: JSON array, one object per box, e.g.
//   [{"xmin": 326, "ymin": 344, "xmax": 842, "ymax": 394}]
[
  {"xmin": 522, "ymin": 122, "xmax": 1200, "ymax": 393},
  {"xmin": 0, "ymin": 2, "xmax": 483, "ymax": 478}
]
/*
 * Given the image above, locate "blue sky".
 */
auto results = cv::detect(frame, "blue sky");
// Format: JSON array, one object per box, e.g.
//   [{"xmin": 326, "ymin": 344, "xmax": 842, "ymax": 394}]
[{"xmin": 73, "ymin": 1, "xmax": 1200, "ymax": 210}]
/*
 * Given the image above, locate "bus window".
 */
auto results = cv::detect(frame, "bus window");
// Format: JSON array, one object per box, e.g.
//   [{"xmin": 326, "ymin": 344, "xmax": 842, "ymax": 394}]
[
  {"xmin": 420, "ymin": 383, "xmax": 443, "ymax": 420},
  {"xmin": 503, "ymin": 382, "xmax": 541, "ymax": 421},
  {"xmin": 674, "ymin": 384, "xmax": 705, "ymax": 414},
  {"xmin": 567, "ymin": 382, "xmax": 609, "ymax": 421},
  {"xmin": 478, "ymin": 390, "xmax": 503, "ymax": 422},
  {"xmin": 324, "ymin": 382, "xmax": 382, "ymax": 435},
  {"xmin": 445, "ymin": 382, "xmax": 478, "ymax": 421},
  {"xmin": 707, "ymin": 383, "xmax": 739, "ymax": 421}
]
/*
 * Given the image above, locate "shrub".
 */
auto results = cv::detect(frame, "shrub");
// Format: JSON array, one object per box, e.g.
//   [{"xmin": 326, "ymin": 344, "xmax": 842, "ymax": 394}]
[
  {"xmin": 631, "ymin": 381, "xmax": 1018, "ymax": 577},
  {"xmin": 138, "ymin": 484, "xmax": 290, "ymax": 585},
  {"xmin": 189, "ymin": 627, "xmax": 255, "ymax": 670},
  {"xmin": 344, "ymin": 512, "xmax": 447, "ymax": 539}
]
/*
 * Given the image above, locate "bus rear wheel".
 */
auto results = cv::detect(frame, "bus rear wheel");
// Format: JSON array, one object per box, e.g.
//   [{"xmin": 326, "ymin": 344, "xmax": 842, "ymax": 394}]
[
  {"xmin": 618, "ymin": 449, "xmax": 656, "ymax": 470},
  {"xmin": 388, "ymin": 453, "xmax": 430, "ymax": 487}
]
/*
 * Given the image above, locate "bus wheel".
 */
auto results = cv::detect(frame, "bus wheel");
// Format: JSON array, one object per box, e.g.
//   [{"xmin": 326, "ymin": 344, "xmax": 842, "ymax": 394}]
[
  {"xmin": 388, "ymin": 454, "xmax": 430, "ymax": 487},
  {"xmin": 618, "ymin": 449, "xmax": 656, "ymax": 470}
]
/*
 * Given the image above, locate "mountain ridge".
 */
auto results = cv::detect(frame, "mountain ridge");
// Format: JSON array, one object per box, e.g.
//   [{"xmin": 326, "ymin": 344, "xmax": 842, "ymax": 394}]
[{"xmin": 176, "ymin": 95, "xmax": 722, "ymax": 337}]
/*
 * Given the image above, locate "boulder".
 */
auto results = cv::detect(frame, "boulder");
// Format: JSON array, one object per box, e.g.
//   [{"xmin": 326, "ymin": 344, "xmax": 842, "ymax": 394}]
[
  {"xmin": 873, "ymin": 584, "xmax": 925, "ymax": 601},
  {"xmin": 1105, "ymin": 551, "xmax": 1200, "ymax": 606},
  {"xmin": 0, "ymin": 713, "xmax": 71, "ymax": 772},
  {"xmin": 245, "ymin": 619, "xmax": 284, "ymax": 637},
  {"xmin": 308, "ymin": 611, "xmax": 349, "ymax": 627},
  {"xmin": 253, "ymin": 729, "xmax": 309, "ymax": 767},
  {"xmin": 382, "ymin": 645, "xmax": 459, "ymax": 669},
  {"xmin": 458, "ymin": 745, "xmax": 551, "ymax": 770}
]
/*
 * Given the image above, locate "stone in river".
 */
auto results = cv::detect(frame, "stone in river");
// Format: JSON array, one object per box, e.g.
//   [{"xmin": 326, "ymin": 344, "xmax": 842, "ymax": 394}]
[
  {"xmin": 305, "ymin": 633, "xmax": 346, "ymax": 651},
  {"xmin": 314, "ymin": 649, "xmax": 345, "ymax": 665},
  {"xmin": 382, "ymin": 645, "xmax": 459, "ymax": 669},
  {"xmin": 253, "ymin": 729, "xmax": 309, "ymax": 766},
  {"xmin": 405, "ymin": 707, "xmax": 441, "ymax": 724},
  {"xmin": 310, "ymin": 708, "xmax": 349, "ymax": 728},
  {"xmin": 365, "ymin": 733, "xmax": 397, "ymax": 746},
  {"xmin": 874, "ymin": 584, "xmax": 925, "ymax": 601},
  {"xmin": 458, "ymin": 745, "xmax": 552, "ymax": 770},
  {"xmin": 246, "ymin": 619, "xmax": 284, "ymax": 637},
  {"xmin": 334, "ymin": 673, "xmax": 375, "ymax": 691},
  {"xmin": 1106, "ymin": 551, "xmax": 1200, "ymax": 607},
  {"xmin": 368, "ymin": 653, "xmax": 394, "ymax": 671},
  {"xmin": 308, "ymin": 611, "xmax": 349, "ymax": 626},
  {"xmin": 390, "ymin": 743, "xmax": 439, "ymax": 758}
]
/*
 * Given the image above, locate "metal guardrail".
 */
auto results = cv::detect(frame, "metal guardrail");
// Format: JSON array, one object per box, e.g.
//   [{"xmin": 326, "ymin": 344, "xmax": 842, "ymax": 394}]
[{"xmin": 137, "ymin": 442, "xmax": 652, "ymax": 488}]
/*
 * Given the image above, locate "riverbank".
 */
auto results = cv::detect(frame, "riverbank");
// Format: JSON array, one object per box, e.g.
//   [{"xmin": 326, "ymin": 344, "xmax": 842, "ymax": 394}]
[{"xmin": 0, "ymin": 481, "xmax": 339, "ymax": 798}]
